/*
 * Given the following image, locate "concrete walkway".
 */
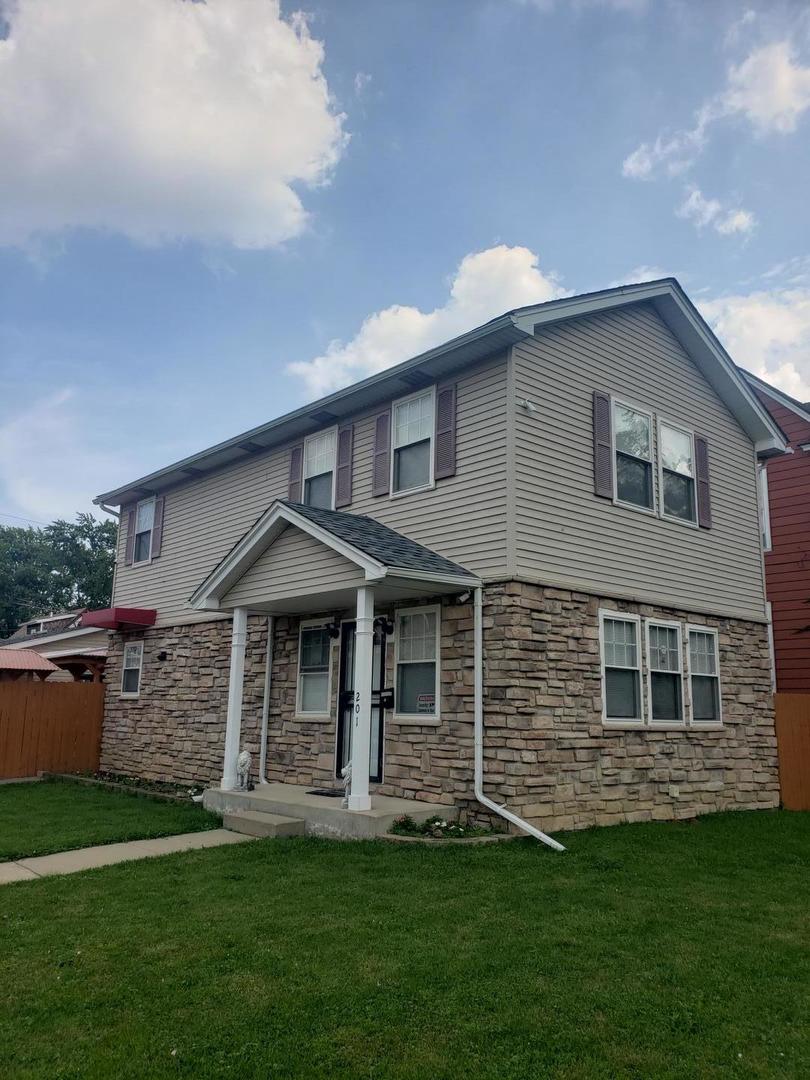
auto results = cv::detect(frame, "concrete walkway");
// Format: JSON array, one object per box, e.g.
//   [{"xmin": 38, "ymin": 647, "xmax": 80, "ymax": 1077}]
[{"xmin": 0, "ymin": 828, "xmax": 255, "ymax": 885}]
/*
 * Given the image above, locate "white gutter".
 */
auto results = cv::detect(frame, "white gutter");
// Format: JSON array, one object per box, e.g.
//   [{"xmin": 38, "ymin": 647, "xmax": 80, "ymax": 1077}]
[
  {"xmin": 473, "ymin": 586, "xmax": 565, "ymax": 852},
  {"xmin": 258, "ymin": 615, "xmax": 274, "ymax": 784}
]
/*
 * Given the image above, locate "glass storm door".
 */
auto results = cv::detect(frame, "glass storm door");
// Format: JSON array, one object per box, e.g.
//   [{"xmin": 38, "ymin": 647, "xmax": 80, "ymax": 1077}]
[{"xmin": 336, "ymin": 621, "xmax": 386, "ymax": 783}]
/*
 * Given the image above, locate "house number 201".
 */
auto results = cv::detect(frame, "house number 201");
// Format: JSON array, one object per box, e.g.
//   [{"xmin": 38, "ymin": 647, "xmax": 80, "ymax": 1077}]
[{"xmin": 354, "ymin": 690, "xmax": 361, "ymax": 726}]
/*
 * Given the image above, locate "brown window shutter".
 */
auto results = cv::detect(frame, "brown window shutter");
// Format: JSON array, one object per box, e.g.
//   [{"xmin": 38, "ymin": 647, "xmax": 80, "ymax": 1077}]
[
  {"xmin": 434, "ymin": 384, "xmax": 457, "ymax": 480},
  {"xmin": 695, "ymin": 435, "xmax": 712, "ymax": 528},
  {"xmin": 593, "ymin": 391, "xmax": 614, "ymax": 498},
  {"xmin": 335, "ymin": 425, "xmax": 354, "ymax": 508},
  {"xmin": 288, "ymin": 444, "xmax": 304, "ymax": 502},
  {"xmin": 372, "ymin": 411, "xmax": 391, "ymax": 497},
  {"xmin": 124, "ymin": 507, "xmax": 136, "ymax": 566},
  {"xmin": 151, "ymin": 496, "xmax": 165, "ymax": 557}
]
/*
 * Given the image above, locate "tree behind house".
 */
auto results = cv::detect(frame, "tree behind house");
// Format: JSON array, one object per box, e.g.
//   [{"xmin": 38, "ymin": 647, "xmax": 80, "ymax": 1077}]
[{"xmin": 0, "ymin": 513, "xmax": 117, "ymax": 638}]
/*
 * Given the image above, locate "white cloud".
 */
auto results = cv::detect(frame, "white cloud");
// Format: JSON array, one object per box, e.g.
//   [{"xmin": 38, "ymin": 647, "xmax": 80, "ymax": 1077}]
[
  {"xmin": 676, "ymin": 186, "xmax": 756, "ymax": 236},
  {"xmin": 607, "ymin": 265, "xmax": 673, "ymax": 287},
  {"xmin": 623, "ymin": 41, "xmax": 810, "ymax": 180},
  {"xmin": 725, "ymin": 41, "xmax": 810, "ymax": 133},
  {"xmin": 700, "ymin": 287, "xmax": 810, "ymax": 400},
  {"xmin": 288, "ymin": 245, "xmax": 568, "ymax": 395},
  {"xmin": 0, "ymin": 389, "xmax": 136, "ymax": 521},
  {"xmin": 0, "ymin": 0, "xmax": 347, "ymax": 250}
]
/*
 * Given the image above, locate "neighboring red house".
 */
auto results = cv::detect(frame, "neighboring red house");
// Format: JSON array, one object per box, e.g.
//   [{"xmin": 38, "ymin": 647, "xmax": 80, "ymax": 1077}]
[{"xmin": 744, "ymin": 371, "xmax": 810, "ymax": 693}]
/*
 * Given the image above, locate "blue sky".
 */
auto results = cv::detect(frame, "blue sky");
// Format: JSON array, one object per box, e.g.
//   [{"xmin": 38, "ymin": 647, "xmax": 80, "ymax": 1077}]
[{"xmin": 1, "ymin": 0, "xmax": 809, "ymax": 525}]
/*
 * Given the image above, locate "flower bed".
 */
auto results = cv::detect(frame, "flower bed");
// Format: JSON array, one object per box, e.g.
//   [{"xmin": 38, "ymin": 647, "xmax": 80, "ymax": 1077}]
[{"xmin": 389, "ymin": 814, "xmax": 505, "ymax": 841}]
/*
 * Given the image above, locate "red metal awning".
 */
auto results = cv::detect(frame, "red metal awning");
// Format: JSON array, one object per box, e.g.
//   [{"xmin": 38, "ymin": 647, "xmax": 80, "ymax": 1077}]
[{"xmin": 81, "ymin": 607, "xmax": 157, "ymax": 631}]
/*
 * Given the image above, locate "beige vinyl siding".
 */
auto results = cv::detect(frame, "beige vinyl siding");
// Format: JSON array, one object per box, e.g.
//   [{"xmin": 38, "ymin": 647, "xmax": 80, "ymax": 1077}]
[
  {"xmin": 512, "ymin": 303, "xmax": 766, "ymax": 621},
  {"xmin": 222, "ymin": 526, "xmax": 365, "ymax": 607},
  {"xmin": 113, "ymin": 355, "xmax": 508, "ymax": 626}
]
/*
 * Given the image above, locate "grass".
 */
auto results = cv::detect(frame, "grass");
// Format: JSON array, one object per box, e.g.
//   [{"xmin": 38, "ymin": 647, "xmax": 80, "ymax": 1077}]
[
  {"xmin": 1, "ymin": 810, "xmax": 808, "ymax": 1079},
  {"xmin": 0, "ymin": 778, "xmax": 219, "ymax": 861}
]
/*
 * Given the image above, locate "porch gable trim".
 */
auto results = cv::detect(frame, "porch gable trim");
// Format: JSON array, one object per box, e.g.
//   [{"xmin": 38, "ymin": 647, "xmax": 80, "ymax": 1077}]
[{"xmin": 190, "ymin": 502, "xmax": 387, "ymax": 610}]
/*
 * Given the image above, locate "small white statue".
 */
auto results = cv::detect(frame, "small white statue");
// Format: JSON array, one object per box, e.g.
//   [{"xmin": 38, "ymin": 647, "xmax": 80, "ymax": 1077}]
[
  {"xmin": 237, "ymin": 749, "xmax": 252, "ymax": 791},
  {"xmin": 341, "ymin": 762, "xmax": 351, "ymax": 808}
]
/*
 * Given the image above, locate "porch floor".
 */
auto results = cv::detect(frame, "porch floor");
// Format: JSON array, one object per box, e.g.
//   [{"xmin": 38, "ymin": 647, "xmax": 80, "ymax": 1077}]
[{"xmin": 204, "ymin": 782, "xmax": 450, "ymax": 840}]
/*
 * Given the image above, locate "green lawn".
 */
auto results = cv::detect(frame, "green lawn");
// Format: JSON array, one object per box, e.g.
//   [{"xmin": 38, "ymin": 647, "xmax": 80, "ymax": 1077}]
[
  {"xmin": 0, "ymin": 779, "xmax": 219, "ymax": 861},
  {"xmin": 1, "ymin": 810, "xmax": 808, "ymax": 1079}
]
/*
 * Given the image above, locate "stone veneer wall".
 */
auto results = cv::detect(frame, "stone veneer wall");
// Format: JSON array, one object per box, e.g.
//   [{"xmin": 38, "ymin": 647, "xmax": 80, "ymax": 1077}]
[{"xmin": 101, "ymin": 582, "xmax": 779, "ymax": 832}]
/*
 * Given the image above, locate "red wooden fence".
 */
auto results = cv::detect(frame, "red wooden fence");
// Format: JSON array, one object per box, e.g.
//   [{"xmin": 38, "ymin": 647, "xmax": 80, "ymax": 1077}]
[
  {"xmin": 0, "ymin": 681, "xmax": 104, "ymax": 780},
  {"xmin": 775, "ymin": 692, "xmax": 810, "ymax": 811}
]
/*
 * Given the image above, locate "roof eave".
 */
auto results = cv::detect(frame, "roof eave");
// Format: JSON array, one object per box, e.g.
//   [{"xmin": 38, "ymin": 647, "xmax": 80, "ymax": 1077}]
[{"xmin": 95, "ymin": 313, "xmax": 528, "ymax": 507}]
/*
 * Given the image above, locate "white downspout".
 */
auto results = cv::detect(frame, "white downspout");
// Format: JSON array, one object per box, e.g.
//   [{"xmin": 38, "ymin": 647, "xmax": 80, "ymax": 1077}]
[
  {"xmin": 258, "ymin": 615, "xmax": 274, "ymax": 784},
  {"xmin": 473, "ymin": 586, "xmax": 565, "ymax": 852}
]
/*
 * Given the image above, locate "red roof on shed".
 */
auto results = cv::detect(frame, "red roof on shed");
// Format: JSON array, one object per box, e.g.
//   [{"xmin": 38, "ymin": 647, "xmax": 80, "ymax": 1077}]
[{"xmin": 0, "ymin": 649, "xmax": 60, "ymax": 672}]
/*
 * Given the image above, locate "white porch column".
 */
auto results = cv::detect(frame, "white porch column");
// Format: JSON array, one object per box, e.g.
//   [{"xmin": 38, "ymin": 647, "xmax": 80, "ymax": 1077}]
[
  {"xmin": 222, "ymin": 606, "xmax": 248, "ymax": 790},
  {"xmin": 348, "ymin": 585, "xmax": 374, "ymax": 811}
]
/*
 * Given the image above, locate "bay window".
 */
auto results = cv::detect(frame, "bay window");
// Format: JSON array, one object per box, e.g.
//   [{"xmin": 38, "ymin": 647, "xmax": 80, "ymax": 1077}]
[
  {"xmin": 613, "ymin": 402, "xmax": 653, "ymax": 510},
  {"xmin": 395, "ymin": 606, "xmax": 440, "ymax": 719}
]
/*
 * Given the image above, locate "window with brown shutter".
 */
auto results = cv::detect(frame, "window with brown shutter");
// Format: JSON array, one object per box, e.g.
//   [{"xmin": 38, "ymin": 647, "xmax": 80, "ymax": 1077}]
[
  {"xmin": 593, "ymin": 391, "xmax": 614, "ymax": 499},
  {"xmin": 124, "ymin": 506, "xmax": 137, "ymax": 566},
  {"xmin": 372, "ymin": 411, "xmax": 391, "ymax": 497},
  {"xmin": 335, "ymin": 425, "xmax": 354, "ymax": 508},
  {"xmin": 434, "ymin": 384, "xmax": 457, "ymax": 480},
  {"xmin": 694, "ymin": 434, "xmax": 712, "ymax": 528},
  {"xmin": 288, "ymin": 444, "xmax": 304, "ymax": 503}
]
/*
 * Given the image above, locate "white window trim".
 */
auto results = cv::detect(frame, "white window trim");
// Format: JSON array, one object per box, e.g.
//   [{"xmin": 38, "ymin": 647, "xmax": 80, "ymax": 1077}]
[
  {"xmin": 120, "ymin": 640, "xmax": 144, "ymax": 699},
  {"xmin": 758, "ymin": 463, "xmax": 772, "ymax": 552},
  {"xmin": 599, "ymin": 610, "xmax": 644, "ymax": 727},
  {"xmin": 390, "ymin": 385, "xmax": 436, "ymax": 499},
  {"xmin": 302, "ymin": 426, "xmax": 338, "ymax": 511},
  {"xmin": 657, "ymin": 418, "xmax": 699, "ymax": 529},
  {"xmin": 645, "ymin": 619, "xmax": 685, "ymax": 727},
  {"xmin": 295, "ymin": 619, "xmax": 334, "ymax": 720},
  {"xmin": 685, "ymin": 624, "xmax": 723, "ymax": 727},
  {"xmin": 611, "ymin": 397, "xmax": 657, "ymax": 517},
  {"xmin": 132, "ymin": 496, "xmax": 156, "ymax": 566},
  {"xmin": 393, "ymin": 603, "xmax": 441, "ymax": 724}
]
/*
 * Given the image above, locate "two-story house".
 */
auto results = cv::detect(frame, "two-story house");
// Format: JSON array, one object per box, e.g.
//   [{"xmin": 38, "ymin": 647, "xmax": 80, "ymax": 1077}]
[
  {"xmin": 744, "ymin": 371, "xmax": 810, "ymax": 694},
  {"xmin": 85, "ymin": 279, "xmax": 785, "ymax": 841}
]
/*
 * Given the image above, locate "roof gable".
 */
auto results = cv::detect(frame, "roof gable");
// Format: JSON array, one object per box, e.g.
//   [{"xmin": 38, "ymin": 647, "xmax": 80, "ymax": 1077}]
[{"xmin": 190, "ymin": 501, "xmax": 478, "ymax": 611}]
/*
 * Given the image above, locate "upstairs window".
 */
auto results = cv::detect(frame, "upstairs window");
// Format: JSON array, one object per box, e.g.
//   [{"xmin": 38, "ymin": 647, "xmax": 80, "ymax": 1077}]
[
  {"xmin": 303, "ymin": 430, "xmax": 336, "ymax": 510},
  {"xmin": 688, "ymin": 628, "xmax": 721, "ymax": 723},
  {"xmin": 613, "ymin": 402, "xmax": 653, "ymax": 510},
  {"xmin": 297, "ymin": 623, "xmax": 331, "ymax": 716},
  {"xmin": 133, "ymin": 498, "xmax": 155, "ymax": 564},
  {"xmin": 395, "ymin": 606, "xmax": 440, "ymax": 719},
  {"xmin": 660, "ymin": 423, "xmax": 697, "ymax": 524},
  {"xmin": 600, "ymin": 613, "xmax": 642, "ymax": 722},
  {"xmin": 392, "ymin": 390, "xmax": 434, "ymax": 494},
  {"xmin": 647, "ymin": 622, "xmax": 683, "ymax": 723},
  {"xmin": 121, "ymin": 641, "xmax": 143, "ymax": 697}
]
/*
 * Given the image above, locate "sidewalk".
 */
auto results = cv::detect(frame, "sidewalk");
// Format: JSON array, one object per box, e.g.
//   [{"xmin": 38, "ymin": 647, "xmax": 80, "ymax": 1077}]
[{"xmin": 0, "ymin": 828, "xmax": 255, "ymax": 885}]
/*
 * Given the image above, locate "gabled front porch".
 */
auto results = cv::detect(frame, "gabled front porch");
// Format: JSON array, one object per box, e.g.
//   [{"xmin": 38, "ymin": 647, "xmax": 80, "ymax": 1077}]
[{"xmin": 190, "ymin": 500, "xmax": 480, "ymax": 831}]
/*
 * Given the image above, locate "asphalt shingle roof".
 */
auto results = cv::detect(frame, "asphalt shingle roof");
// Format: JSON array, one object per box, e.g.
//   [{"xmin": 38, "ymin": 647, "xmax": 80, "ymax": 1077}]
[{"xmin": 282, "ymin": 501, "xmax": 474, "ymax": 579}]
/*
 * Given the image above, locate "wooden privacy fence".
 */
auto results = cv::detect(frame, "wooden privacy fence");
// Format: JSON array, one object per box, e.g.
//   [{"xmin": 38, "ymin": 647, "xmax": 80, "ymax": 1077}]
[
  {"xmin": 0, "ymin": 681, "xmax": 104, "ymax": 780},
  {"xmin": 774, "ymin": 692, "xmax": 810, "ymax": 811}
]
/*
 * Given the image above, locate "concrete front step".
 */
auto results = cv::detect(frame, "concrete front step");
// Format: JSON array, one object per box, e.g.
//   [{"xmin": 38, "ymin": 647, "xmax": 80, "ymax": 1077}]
[
  {"xmin": 223, "ymin": 810, "xmax": 305, "ymax": 838},
  {"xmin": 205, "ymin": 783, "xmax": 451, "ymax": 840}
]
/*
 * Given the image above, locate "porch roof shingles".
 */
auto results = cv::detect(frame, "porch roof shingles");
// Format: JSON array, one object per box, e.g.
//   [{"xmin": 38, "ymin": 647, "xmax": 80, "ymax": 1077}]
[{"xmin": 282, "ymin": 501, "xmax": 473, "ymax": 579}]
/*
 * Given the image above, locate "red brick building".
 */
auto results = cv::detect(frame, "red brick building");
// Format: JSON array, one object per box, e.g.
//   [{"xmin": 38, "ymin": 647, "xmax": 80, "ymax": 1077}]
[{"xmin": 746, "ymin": 373, "xmax": 810, "ymax": 693}]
